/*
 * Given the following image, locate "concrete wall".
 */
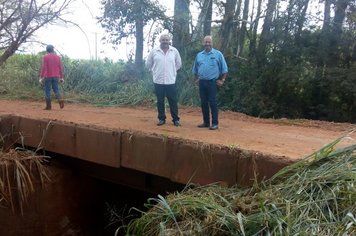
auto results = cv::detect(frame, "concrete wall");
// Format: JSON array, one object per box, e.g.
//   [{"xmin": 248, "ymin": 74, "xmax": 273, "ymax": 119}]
[{"xmin": 0, "ymin": 115, "xmax": 295, "ymax": 187}]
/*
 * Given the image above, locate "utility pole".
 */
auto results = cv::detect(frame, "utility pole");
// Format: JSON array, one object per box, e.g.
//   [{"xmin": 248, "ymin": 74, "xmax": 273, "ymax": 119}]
[{"xmin": 95, "ymin": 32, "xmax": 98, "ymax": 60}]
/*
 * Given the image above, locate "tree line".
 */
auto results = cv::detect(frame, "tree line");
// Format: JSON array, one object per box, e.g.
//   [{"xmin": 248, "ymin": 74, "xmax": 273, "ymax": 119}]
[
  {"xmin": 99, "ymin": 0, "xmax": 355, "ymax": 122},
  {"xmin": 1, "ymin": 0, "xmax": 355, "ymax": 122}
]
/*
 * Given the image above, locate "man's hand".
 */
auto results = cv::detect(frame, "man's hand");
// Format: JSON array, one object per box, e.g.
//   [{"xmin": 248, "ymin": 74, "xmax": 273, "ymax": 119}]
[
  {"xmin": 216, "ymin": 79, "xmax": 225, "ymax": 87},
  {"xmin": 59, "ymin": 78, "xmax": 64, "ymax": 83},
  {"xmin": 39, "ymin": 78, "xmax": 44, "ymax": 85}
]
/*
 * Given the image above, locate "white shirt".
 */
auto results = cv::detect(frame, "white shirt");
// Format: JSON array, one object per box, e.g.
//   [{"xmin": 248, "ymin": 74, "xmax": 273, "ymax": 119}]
[{"xmin": 146, "ymin": 46, "xmax": 182, "ymax": 85}]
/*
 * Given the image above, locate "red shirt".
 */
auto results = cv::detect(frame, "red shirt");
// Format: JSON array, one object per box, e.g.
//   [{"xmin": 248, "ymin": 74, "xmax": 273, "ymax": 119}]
[{"xmin": 40, "ymin": 53, "xmax": 64, "ymax": 79}]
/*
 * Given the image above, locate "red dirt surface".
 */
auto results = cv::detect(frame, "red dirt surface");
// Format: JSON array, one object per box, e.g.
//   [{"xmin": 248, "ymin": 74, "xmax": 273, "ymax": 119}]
[{"xmin": 0, "ymin": 99, "xmax": 354, "ymax": 160}]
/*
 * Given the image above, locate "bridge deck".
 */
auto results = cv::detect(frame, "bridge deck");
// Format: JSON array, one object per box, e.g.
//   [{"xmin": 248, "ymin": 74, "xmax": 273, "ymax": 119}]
[{"xmin": 0, "ymin": 100, "xmax": 354, "ymax": 188}]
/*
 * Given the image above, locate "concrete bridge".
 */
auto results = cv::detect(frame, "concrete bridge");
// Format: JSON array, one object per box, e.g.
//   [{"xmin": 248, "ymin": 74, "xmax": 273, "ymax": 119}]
[{"xmin": 0, "ymin": 115, "xmax": 294, "ymax": 193}]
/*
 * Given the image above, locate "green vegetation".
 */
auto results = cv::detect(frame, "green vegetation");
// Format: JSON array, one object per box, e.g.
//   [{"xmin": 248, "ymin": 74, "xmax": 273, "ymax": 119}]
[
  {"xmin": 0, "ymin": 53, "xmax": 199, "ymax": 108},
  {"xmin": 125, "ymin": 136, "xmax": 356, "ymax": 235},
  {"xmin": 0, "ymin": 55, "xmax": 141, "ymax": 105},
  {"xmin": 96, "ymin": 0, "xmax": 356, "ymax": 123},
  {"xmin": 0, "ymin": 49, "xmax": 355, "ymax": 123},
  {"xmin": 1, "ymin": 1, "xmax": 355, "ymax": 122}
]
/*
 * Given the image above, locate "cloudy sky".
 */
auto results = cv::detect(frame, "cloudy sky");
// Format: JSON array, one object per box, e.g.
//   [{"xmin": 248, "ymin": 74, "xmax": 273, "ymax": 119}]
[{"xmin": 31, "ymin": 0, "xmax": 174, "ymax": 61}]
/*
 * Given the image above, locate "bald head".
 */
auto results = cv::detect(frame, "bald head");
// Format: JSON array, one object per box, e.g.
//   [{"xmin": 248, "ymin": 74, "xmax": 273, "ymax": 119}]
[
  {"xmin": 203, "ymin": 35, "xmax": 213, "ymax": 52},
  {"xmin": 203, "ymin": 35, "xmax": 213, "ymax": 42}
]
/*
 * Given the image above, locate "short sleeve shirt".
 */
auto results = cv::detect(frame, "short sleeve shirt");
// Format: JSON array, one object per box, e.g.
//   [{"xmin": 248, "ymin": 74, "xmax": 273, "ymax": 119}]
[{"xmin": 192, "ymin": 48, "xmax": 228, "ymax": 80}]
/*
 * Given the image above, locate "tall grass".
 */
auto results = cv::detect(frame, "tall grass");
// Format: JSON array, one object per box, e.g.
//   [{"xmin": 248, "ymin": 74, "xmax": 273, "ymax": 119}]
[
  {"xmin": 0, "ymin": 147, "xmax": 51, "ymax": 215},
  {"xmin": 125, "ymin": 135, "xmax": 356, "ymax": 235},
  {"xmin": 0, "ymin": 53, "xmax": 200, "ymax": 107},
  {"xmin": 0, "ymin": 132, "xmax": 51, "ymax": 215},
  {"xmin": 0, "ymin": 54, "xmax": 43, "ymax": 100}
]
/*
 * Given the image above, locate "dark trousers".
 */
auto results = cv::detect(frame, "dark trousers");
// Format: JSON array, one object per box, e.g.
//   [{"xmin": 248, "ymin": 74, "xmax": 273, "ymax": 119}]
[
  {"xmin": 199, "ymin": 79, "xmax": 218, "ymax": 125},
  {"xmin": 154, "ymin": 83, "xmax": 179, "ymax": 122}
]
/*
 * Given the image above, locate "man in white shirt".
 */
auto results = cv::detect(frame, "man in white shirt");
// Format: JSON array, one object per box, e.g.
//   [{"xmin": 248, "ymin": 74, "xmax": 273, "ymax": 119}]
[{"xmin": 146, "ymin": 34, "xmax": 182, "ymax": 126}]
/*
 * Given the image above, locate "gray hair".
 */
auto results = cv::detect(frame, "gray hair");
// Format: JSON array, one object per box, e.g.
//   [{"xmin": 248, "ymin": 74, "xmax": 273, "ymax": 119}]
[{"xmin": 159, "ymin": 34, "xmax": 171, "ymax": 41}]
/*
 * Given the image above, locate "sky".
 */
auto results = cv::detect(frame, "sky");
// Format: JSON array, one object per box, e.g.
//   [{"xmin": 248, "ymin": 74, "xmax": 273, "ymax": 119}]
[
  {"xmin": 30, "ymin": 0, "xmax": 174, "ymax": 61},
  {"xmin": 24, "ymin": 0, "xmax": 323, "ymax": 61}
]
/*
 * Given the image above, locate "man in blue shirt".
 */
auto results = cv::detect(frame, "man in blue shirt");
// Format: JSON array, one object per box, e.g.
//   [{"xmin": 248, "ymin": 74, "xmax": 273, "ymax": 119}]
[{"xmin": 192, "ymin": 35, "xmax": 228, "ymax": 130}]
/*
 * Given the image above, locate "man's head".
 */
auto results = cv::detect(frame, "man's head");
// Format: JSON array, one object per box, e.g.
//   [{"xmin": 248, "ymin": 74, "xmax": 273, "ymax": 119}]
[
  {"xmin": 203, "ymin": 36, "xmax": 213, "ymax": 52},
  {"xmin": 46, "ymin": 44, "xmax": 54, "ymax": 53},
  {"xmin": 159, "ymin": 34, "xmax": 171, "ymax": 50}
]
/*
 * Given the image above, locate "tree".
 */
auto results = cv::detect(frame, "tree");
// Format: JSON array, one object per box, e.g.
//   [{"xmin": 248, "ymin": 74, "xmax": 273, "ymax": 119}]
[
  {"xmin": 236, "ymin": 0, "xmax": 250, "ymax": 57},
  {"xmin": 0, "ymin": 0, "xmax": 73, "ymax": 66},
  {"xmin": 256, "ymin": 0, "xmax": 277, "ymax": 65},
  {"xmin": 217, "ymin": 0, "xmax": 237, "ymax": 53},
  {"xmin": 134, "ymin": 0, "xmax": 144, "ymax": 72},
  {"xmin": 317, "ymin": 0, "xmax": 351, "ymax": 66},
  {"xmin": 203, "ymin": 0, "xmax": 212, "ymax": 36},
  {"xmin": 99, "ymin": 0, "xmax": 166, "ymax": 76},
  {"xmin": 173, "ymin": 0, "xmax": 190, "ymax": 53},
  {"xmin": 328, "ymin": 0, "xmax": 350, "ymax": 64},
  {"xmin": 192, "ymin": 0, "xmax": 213, "ymax": 41},
  {"xmin": 248, "ymin": 0, "xmax": 262, "ymax": 59}
]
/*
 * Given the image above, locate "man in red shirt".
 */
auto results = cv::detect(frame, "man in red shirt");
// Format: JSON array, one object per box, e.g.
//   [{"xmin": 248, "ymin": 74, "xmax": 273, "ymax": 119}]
[{"xmin": 39, "ymin": 44, "xmax": 64, "ymax": 110}]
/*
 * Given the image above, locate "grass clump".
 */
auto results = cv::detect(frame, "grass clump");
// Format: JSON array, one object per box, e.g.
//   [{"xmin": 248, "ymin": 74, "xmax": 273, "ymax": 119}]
[
  {"xmin": 0, "ymin": 147, "xmax": 51, "ymax": 215},
  {"xmin": 125, "ymin": 135, "xmax": 356, "ymax": 235}
]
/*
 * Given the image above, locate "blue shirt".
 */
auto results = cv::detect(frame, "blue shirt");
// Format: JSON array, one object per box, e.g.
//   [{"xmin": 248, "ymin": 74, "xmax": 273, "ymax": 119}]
[{"xmin": 192, "ymin": 48, "xmax": 228, "ymax": 80}]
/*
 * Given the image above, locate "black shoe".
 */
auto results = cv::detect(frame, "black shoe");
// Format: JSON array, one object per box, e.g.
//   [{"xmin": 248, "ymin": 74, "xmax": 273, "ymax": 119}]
[
  {"xmin": 173, "ymin": 120, "xmax": 181, "ymax": 127},
  {"xmin": 209, "ymin": 124, "xmax": 219, "ymax": 130},
  {"xmin": 157, "ymin": 120, "xmax": 166, "ymax": 126},
  {"xmin": 197, "ymin": 123, "xmax": 209, "ymax": 128}
]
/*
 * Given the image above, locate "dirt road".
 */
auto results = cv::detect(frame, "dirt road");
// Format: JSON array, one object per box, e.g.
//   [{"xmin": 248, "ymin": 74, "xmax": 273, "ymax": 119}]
[{"xmin": 0, "ymin": 99, "xmax": 354, "ymax": 160}]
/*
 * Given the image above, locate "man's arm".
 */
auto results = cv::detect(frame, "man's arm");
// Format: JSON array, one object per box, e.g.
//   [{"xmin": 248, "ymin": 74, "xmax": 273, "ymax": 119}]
[
  {"xmin": 192, "ymin": 55, "xmax": 198, "ymax": 76},
  {"xmin": 192, "ymin": 55, "xmax": 199, "ymax": 83},
  {"xmin": 59, "ymin": 57, "xmax": 64, "ymax": 79},
  {"xmin": 220, "ymin": 73, "xmax": 227, "ymax": 82},
  {"xmin": 175, "ymin": 50, "xmax": 182, "ymax": 70},
  {"xmin": 219, "ymin": 52, "xmax": 228, "ymax": 75},
  {"xmin": 216, "ymin": 73, "xmax": 227, "ymax": 87},
  {"xmin": 39, "ymin": 56, "xmax": 47, "ymax": 78},
  {"xmin": 216, "ymin": 52, "xmax": 228, "ymax": 86},
  {"xmin": 145, "ymin": 50, "xmax": 154, "ymax": 70}
]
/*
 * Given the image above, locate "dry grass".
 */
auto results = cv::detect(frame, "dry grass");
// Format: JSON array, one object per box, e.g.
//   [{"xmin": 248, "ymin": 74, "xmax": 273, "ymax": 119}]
[{"xmin": 0, "ymin": 147, "xmax": 51, "ymax": 215}]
